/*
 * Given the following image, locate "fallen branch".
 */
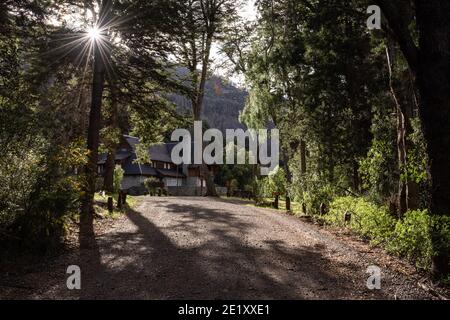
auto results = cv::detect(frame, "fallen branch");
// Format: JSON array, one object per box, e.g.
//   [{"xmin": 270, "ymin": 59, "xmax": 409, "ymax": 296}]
[{"xmin": 417, "ymin": 280, "xmax": 448, "ymax": 300}]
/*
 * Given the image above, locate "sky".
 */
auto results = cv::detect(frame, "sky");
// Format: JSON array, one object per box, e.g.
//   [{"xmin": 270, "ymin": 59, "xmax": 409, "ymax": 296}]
[
  {"xmin": 241, "ymin": 0, "xmax": 257, "ymax": 21},
  {"xmin": 49, "ymin": 1, "xmax": 257, "ymax": 87}
]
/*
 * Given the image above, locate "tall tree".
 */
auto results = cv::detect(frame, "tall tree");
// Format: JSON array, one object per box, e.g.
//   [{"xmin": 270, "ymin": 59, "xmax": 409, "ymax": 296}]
[
  {"xmin": 172, "ymin": 0, "xmax": 242, "ymax": 197},
  {"xmin": 376, "ymin": 0, "xmax": 450, "ymax": 277},
  {"xmin": 80, "ymin": 0, "xmax": 113, "ymax": 246},
  {"xmin": 385, "ymin": 39, "xmax": 420, "ymax": 216},
  {"xmin": 239, "ymin": 0, "xmax": 384, "ymax": 210},
  {"xmin": 1, "ymin": 1, "xmax": 91, "ymax": 248}
]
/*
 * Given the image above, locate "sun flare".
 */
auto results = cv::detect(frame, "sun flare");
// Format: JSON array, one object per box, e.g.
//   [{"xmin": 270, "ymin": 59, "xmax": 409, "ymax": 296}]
[{"xmin": 87, "ymin": 26, "xmax": 101, "ymax": 40}]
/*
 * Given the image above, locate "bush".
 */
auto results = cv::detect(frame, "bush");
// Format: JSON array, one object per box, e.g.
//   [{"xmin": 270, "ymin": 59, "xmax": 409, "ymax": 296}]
[
  {"xmin": 229, "ymin": 179, "xmax": 239, "ymax": 196},
  {"xmin": 359, "ymin": 140, "xmax": 397, "ymax": 203},
  {"xmin": 322, "ymin": 197, "xmax": 450, "ymax": 272},
  {"xmin": 324, "ymin": 196, "xmax": 395, "ymax": 245},
  {"xmin": 257, "ymin": 167, "xmax": 287, "ymax": 199},
  {"xmin": 387, "ymin": 210, "xmax": 432, "ymax": 269},
  {"xmin": 0, "ymin": 141, "xmax": 84, "ymax": 251},
  {"xmin": 144, "ymin": 177, "xmax": 161, "ymax": 195},
  {"xmin": 113, "ymin": 165, "xmax": 124, "ymax": 194},
  {"xmin": 301, "ymin": 178, "xmax": 334, "ymax": 215},
  {"xmin": 388, "ymin": 211, "xmax": 450, "ymax": 270}
]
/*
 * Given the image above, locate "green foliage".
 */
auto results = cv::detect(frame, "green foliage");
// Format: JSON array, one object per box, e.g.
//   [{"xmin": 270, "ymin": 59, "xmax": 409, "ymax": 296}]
[
  {"xmin": 215, "ymin": 163, "xmax": 254, "ymax": 191},
  {"xmin": 100, "ymin": 126, "xmax": 122, "ymax": 154},
  {"xmin": 403, "ymin": 118, "xmax": 428, "ymax": 185},
  {"xmin": 0, "ymin": 141, "xmax": 85, "ymax": 250},
  {"xmin": 257, "ymin": 167, "xmax": 287, "ymax": 198},
  {"xmin": 387, "ymin": 210, "xmax": 432, "ymax": 269},
  {"xmin": 388, "ymin": 211, "xmax": 450, "ymax": 271},
  {"xmin": 113, "ymin": 165, "xmax": 124, "ymax": 194},
  {"xmin": 229, "ymin": 179, "xmax": 239, "ymax": 195},
  {"xmin": 144, "ymin": 177, "xmax": 161, "ymax": 195},
  {"xmin": 324, "ymin": 197, "xmax": 395, "ymax": 245},
  {"xmin": 355, "ymin": 90, "xmax": 397, "ymax": 203},
  {"xmin": 295, "ymin": 173, "xmax": 334, "ymax": 215},
  {"xmin": 0, "ymin": 4, "xmax": 86, "ymax": 250},
  {"xmin": 244, "ymin": 184, "xmax": 253, "ymax": 193},
  {"xmin": 359, "ymin": 139, "xmax": 397, "ymax": 202},
  {"xmin": 323, "ymin": 197, "xmax": 450, "ymax": 271}
]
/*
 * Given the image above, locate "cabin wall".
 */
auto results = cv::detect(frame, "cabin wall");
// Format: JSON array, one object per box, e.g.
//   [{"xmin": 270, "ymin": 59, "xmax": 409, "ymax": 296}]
[{"xmin": 121, "ymin": 176, "xmax": 146, "ymax": 190}]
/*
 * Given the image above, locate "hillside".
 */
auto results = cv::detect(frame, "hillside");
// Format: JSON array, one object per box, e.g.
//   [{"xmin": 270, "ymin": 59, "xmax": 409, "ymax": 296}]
[{"xmin": 171, "ymin": 76, "xmax": 248, "ymax": 132}]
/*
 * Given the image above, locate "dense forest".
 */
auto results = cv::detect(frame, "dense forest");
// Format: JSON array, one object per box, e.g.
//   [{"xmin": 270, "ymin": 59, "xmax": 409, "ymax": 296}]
[{"xmin": 1, "ymin": 0, "xmax": 449, "ymax": 285}]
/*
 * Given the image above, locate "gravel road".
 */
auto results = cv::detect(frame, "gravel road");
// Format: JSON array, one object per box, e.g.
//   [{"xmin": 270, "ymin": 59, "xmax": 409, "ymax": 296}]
[{"xmin": 0, "ymin": 197, "xmax": 436, "ymax": 300}]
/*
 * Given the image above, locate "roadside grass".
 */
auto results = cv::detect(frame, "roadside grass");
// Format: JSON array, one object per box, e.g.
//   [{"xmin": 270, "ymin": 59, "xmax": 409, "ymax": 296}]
[
  {"xmin": 94, "ymin": 193, "xmax": 141, "ymax": 219},
  {"xmin": 225, "ymin": 196, "xmax": 304, "ymax": 216},
  {"xmin": 230, "ymin": 195, "xmax": 449, "ymax": 281}
]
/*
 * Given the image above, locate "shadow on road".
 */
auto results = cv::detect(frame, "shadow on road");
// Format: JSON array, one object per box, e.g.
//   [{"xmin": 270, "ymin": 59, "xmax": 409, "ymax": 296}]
[{"xmin": 74, "ymin": 198, "xmax": 385, "ymax": 299}]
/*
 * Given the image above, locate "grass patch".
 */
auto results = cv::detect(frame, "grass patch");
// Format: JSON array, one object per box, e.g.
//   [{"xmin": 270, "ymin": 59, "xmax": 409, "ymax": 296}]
[
  {"xmin": 94, "ymin": 193, "xmax": 141, "ymax": 219},
  {"xmin": 238, "ymin": 197, "xmax": 304, "ymax": 216}
]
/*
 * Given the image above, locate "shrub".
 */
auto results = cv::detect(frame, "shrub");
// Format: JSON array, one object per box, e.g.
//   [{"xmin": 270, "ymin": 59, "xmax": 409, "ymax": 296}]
[
  {"xmin": 113, "ymin": 165, "xmax": 124, "ymax": 194},
  {"xmin": 387, "ymin": 210, "xmax": 432, "ymax": 269},
  {"xmin": 229, "ymin": 179, "xmax": 239, "ymax": 196},
  {"xmin": 388, "ymin": 211, "xmax": 450, "ymax": 270},
  {"xmin": 322, "ymin": 197, "xmax": 450, "ymax": 272},
  {"xmin": 359, "ymin": 140, "xmax": 396, "ymax": 203},
  {"xmin": 244, "ymin": 184, "xmax": 253, "ymax": 193},
  {"xmin": 324, "ymin": 196, "xmax": 395, "ymax": 245},
  {"xmin": 144, "ymin": 177, "xmax": 160, "ymax": 195},
  {"xmin": 302, "ymin": 180, "xmax": 334, "ymax": 215},
  {"xmin": 0, "ymin": 141, "xmax": 84, "ymax": 251},
  {"xmin": 257, "ymin": 167, "xmax": 287, "ymax": 199}
]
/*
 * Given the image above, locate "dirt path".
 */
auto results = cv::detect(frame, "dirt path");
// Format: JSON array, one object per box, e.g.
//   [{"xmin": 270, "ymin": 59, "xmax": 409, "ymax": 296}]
[{"xmin": 0, "ymin": 197, "xmax": 436, "ymax": 300}]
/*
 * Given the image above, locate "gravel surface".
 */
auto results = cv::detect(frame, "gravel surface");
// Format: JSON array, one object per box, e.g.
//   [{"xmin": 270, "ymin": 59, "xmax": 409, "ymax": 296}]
[{"xmin": 0, "ymin": 197, "xmax": 438, "ymax": 300}]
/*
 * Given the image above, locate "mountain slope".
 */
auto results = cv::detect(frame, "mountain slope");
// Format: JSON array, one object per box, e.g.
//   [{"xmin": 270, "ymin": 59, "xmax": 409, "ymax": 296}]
[{"xmin": 171, "ymin": 75, "xmax": 248, "ymax": 132}]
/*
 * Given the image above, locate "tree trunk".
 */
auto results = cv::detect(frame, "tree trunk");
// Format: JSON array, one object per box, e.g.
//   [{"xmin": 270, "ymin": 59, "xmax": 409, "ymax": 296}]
[
  {"xmin": 201, "ymin": 165, "xmax": 217, "ymax": 197},
  {"xmin": 415, "ymin": 0, "xmax": 450, "ymax": 277},
  {"xmin": 352, "ymin": 161, "xmax": 360, "ymax": 193},
  {"xmin": 107, "ymin": 197, "xmax": 113, "ymax": 213},
  {"xmin": 252, "ymin": 164, "xmax": 260, "ymax": 203},
  {"xmin": 80, "ymin": 0, "xmax": 111, "ymax": 248},
  {"xmin": 117, "ymin": 192, "xmax": 123, "ymax": 210},
  {"xmin": 102, "ymin": 83, "xmax": 119, "ymax": 194},
  {"xmin": 81, "ymin": 44, "xmax": 106, "ymax": 219},
  {"xmin": 282, "ymin": 149, "xmax": 293, "ymax": 212},
  {"xmin": 386, "ymin": 43, "xmax": 419, "ymax": 217},
  {"xmin": 300, "ymin": 140, "xmax": 308, "ymax": 212},
  {"xmin": 103, "ymin": 150, "xmax": 115, "ymax": 193},
  {"xmin": 194, "ymin": 31, "xmax": 218, "ymax": 197},
  {"xmin": 396, "ymin": 98, "xmax": 409, "ymax": 216},
  {"xmin": 286, "ymin": 196, "xmax": 291, "ymax": 213},
  {"xmin": 300, "ymin": 140, "xmax": 307, "ymax": 176}
]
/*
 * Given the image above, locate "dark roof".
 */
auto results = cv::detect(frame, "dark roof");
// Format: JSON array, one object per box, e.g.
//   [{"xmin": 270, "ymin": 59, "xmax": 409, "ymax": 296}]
[
  {"xmin": 121, "ymin": 153, "xmax": 158, "ymax": 176},
  {"xmin": 149, "ymin": 141, "xmax": 204, "ymax": 165},
  {"xmin": 98, "ymin": 151, "xmax": 132, "ymax": 165},
  {"xmin": 116, "ymin": 152, "xmax": 133, "ymax": 161},
  {"xmin": 149, "ymin": 144, "xmax": 173, "ymax": 163},
  {"xmin": 124, "ymin": 135, "xmax": 140, "ymax": 151},
  {"xmin": 157, "ymin": 169, "xmax": 186, "ymax": 178},
  {"xmin": 98, "ymin": 136, "xmax": 209, "ymax": 178},
  {"xmin": 107, "ymin": 152, "xmax": 186, "ymax": 178}
]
